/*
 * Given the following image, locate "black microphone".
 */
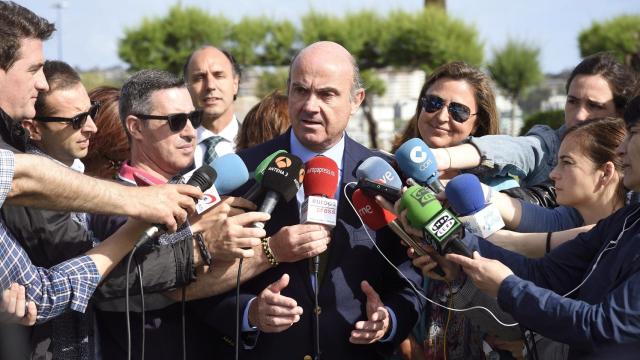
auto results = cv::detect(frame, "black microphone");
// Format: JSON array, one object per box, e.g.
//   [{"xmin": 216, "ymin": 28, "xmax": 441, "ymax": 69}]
[
  {"xmin": 139, "ymin": 164, "xmax": 217, "ymax": 244},
  {"xmin": 253, "ymin": 153, "xmax": 304, "ymax": 228}
]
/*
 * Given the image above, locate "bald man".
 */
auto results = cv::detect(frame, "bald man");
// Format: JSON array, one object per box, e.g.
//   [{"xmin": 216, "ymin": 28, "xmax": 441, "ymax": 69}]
[
  {"xmin": 184, "ymin": 46, "xmax": 240, "ymax": 166},
  {"xmin": 193, "ymin": 41, "xmax": 424, "ymax": 360}
]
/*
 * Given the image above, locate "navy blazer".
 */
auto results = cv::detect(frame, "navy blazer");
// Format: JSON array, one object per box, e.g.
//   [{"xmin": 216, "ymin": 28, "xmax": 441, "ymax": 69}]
[{"xmin": 193, "ymin": 130, "xmax": 424, "ymax": 359}]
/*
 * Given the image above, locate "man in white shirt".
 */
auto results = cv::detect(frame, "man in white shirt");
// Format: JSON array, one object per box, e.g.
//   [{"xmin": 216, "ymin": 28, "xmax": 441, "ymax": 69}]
[{"xmin": 183, "ymin": 46, "xmax": 240, "ymax": 166}]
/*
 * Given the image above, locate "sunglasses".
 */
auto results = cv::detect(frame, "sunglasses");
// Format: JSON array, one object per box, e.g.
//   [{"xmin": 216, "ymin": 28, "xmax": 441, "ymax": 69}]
[
  {"xmin": 34, "ymin": 101, "xmax": 101, "ymax": 129},
  {"xmin": 133, "ymin": 110, "xmax": 203, "ymax": 132},
  {"xmin": 420, "ymin": 95, "xmax": 476, "ymax": 123}
]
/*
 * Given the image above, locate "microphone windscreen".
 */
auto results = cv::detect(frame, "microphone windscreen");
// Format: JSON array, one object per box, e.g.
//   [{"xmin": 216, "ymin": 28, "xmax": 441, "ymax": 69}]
[
  {"xmin": 355, "ymin": 156, "xmax": 402, "ymax": 189},
  {"xmin": 187, "ymin": 164, "xmax": 217, "ymax": 191},
  {"xmin": 304, "ymin": 156, "xmax": 339, "ymax": 198},
  {"xmin": 209, "ymin": 153, "xmax": 250, "ymax": 195},
  {"xmin": 352, "ymin": 189, "xmax": 396, "ymax": 230},
  {"xmin": 261, "ymin": 153, "xmax": 304, "ymax": 202},
  {"xmin": 400, "ymin": 185, "xmax": 442, "ymax": 229},
  {"xmin": 445, "ymin": 174, "xmax": 485, "ymax": 216},
  {"xmin": 255, "ymin": 150, "xmax": 287, "ymax": 182},
  {"xmin": 395, "ymin": 138, "xmax": 439, "ymax": 185}
]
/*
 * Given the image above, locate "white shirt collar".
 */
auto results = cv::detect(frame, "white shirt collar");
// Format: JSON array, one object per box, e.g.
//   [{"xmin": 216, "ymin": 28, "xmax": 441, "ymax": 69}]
[
  {"xmin": 197, "ymin": 114, "xmax": 239, "ymax": 145},
  {"xmin": 289, "ymin": 131, "xmax": 345, "ymax": 172}
]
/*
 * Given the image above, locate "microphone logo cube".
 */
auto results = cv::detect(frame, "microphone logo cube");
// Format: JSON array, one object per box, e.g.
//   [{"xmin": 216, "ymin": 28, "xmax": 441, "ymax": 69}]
[
  {"xmin": 301, "ymin": 196, "xmax": 338, "ymax": 227},
  {"xmin": 424, "ymin": 208, "xmax": 462, "ymax": 248},
  {"xmin": 409, "ymin": 187, "xmax": 437, "ymax": 207}
]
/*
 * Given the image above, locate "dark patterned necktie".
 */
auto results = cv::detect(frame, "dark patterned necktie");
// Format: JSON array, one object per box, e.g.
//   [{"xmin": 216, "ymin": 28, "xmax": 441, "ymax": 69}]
[{"xmin": 202, "ymin": 135, "xmax": 228, "ymax": 165}]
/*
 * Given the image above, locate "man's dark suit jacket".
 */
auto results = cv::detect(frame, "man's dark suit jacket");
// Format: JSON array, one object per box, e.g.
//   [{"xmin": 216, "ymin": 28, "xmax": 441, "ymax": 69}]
[{"xmin": 191, "ymin": 129, "xmax": 425, "ymax": 359}]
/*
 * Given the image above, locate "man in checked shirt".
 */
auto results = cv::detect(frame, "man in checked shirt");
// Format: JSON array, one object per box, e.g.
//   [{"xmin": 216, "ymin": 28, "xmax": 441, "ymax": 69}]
[{"xmin": 0, "ymin": 2, "xmax": 204, "ymax": 356}]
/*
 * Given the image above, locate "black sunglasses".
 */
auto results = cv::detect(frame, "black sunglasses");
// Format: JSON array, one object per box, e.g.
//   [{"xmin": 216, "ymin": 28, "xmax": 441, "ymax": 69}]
[
  {"xmin": 34, "ymin": 101, "xmax": 100, "ymax": 129},
  {"xmin": 133, "ymin": 110, "xmax": 203, "ymax": 132},
  {"xmin": 420, "ymin": 95, "xmax": 476, "ymax": 123}
]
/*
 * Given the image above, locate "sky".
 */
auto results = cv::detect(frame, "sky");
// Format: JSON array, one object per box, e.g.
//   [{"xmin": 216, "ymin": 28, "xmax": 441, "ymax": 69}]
[{"xmin": 17, "ymin": 0, "xmax": 640, "ymax": 74}]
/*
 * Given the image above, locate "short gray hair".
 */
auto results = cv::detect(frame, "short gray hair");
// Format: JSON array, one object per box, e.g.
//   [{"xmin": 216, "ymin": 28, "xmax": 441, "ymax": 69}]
[{"xmin": 119, "ymin": 69, "xmax": 185, "ymax": 139}]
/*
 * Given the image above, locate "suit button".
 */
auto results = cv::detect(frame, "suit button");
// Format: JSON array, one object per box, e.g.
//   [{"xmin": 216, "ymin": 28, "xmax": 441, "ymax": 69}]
[
  {"xmin": 314, "ymin": 306, "xmax": 322, "ymax": 315},
  {"xmin": 304, "ymin": 356, "xmax": 312, "ymax": 360}
]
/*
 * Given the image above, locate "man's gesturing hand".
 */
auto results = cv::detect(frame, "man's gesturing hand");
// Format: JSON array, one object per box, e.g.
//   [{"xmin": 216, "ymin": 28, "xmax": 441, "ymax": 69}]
[
  {"xmin": 269, "ymin": 224, "xmax": 331, "ymax": 263},
  {"xmin": 350, "ymin": 281, "xmax": 390, "ymax": 344},
  {"xmin": 128, "ymin": 184, "xmax": 202, "ymax": 232},
  {"xmin": 248, "ymin": 274, "xmax": 303, "ymax": 333}
]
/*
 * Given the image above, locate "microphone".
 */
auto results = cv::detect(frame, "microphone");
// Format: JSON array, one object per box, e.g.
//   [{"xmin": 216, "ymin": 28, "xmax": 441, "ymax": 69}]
[
  {"xmin": 399, "ymin": 185, "xmax": 472, "ymax": 258},
  {"xmin": 395, "ymin": 138, "xmax": 445, "ymax": 193},
  {"xmin": 445, "ymin": 174, "xmax": 505, "ymax": 238},
  {"xmin": 141, "ymin": 164, "xmax": 217, "ymax": 243},
  {"xmin": 355, "ymin": 156, "xmax": 403, "ymax": 202},
  {"xmin": 253, "ymin": 153, "xmax": 304, "ymax": 228},
  {"xmin": 194, "ymin": 153, "xmax": 251, "ymax": 214},
  {"xmin": 243, "ymin": 150, "xmax": 288, "ymax": 202},
  {"xmin": 300, "ymin": 156, "xmax": 339, "ymax": 227}
]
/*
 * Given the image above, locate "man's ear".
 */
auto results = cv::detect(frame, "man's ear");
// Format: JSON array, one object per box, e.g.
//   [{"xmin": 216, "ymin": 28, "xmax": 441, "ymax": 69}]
[
  {"xmin": 21, "ymin": 119, "xmax": 42, "ymax": 141},
  {"xmin": 126, "ymin": 115, "xmax": 145, "ymax": 141},
  {"xmin": 350, "ymin": 88, "xmax": 365, "ymax": 116}
]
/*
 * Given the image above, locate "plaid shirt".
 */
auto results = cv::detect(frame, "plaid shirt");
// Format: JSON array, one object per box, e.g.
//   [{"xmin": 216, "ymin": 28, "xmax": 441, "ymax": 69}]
[{"xmin": 0, "ymin": 149, "xmax": 100, "ymax": 322}]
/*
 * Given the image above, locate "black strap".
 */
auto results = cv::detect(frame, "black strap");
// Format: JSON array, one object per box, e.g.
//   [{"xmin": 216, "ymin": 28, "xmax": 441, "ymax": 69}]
[{"xmin": 546, "ymin": 232, "xmax": 552, "ymax": 254}]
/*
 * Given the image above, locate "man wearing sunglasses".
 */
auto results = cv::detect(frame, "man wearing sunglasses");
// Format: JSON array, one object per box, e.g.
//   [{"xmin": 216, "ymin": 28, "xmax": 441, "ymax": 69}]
[{"xmin": 89, "ymin": 69, "xmax": 269, "ymax": 360}]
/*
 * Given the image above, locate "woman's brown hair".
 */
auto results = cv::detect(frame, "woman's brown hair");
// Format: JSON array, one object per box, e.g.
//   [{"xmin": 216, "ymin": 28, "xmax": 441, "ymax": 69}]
[
  {"xmin": 84, "ymin": 86, "xmax": 130, "ymax": 179},
  {"xmin": 392, "ymin": 61, "xmax": 499, "ymax": 151},
  {"xmin": 236, "ymin": 91, "xmax": 290, "ymax": 150}
]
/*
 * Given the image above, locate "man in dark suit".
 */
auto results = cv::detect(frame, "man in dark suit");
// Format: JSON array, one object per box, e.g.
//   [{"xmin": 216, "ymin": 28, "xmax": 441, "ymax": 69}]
[{"xmin": 199, "ymin": 41, "xmax": 424, "ymax": 359}]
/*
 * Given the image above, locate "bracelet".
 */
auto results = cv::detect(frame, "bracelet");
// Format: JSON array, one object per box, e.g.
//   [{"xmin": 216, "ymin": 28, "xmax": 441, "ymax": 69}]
[
  {"xmin": 546, "ymin": 232, "xmax": 552, "ymax": 254},
  {"xmin": 261, "ymin": 237, "xmax": 279, "ymax": 267},
  {"xmin": 443, "ymin": 147, "xmax": 452, "ymax": 169},
  {"xmin": 194, "ymin": 232, "xmax": 212, "ymax": 266}
]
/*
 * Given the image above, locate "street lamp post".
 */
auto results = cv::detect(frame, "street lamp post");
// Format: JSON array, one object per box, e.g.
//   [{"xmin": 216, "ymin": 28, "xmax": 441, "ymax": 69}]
[{"xmin": 52, "ymin": 1, "xmax": 69, "ymax": 61}]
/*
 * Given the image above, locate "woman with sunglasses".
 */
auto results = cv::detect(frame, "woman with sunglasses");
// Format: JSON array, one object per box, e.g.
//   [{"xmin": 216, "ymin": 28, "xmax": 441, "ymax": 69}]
[
  {"xmin": 426, "ymin": 53, "xmax": 637, "ymax": 189},
  {"xmin": 392, "ymin": 61, "xmax": 518, "ymax": 360}
]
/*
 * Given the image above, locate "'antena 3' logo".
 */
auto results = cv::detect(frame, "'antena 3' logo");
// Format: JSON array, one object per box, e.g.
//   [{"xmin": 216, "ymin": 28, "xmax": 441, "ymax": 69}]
[
  {"xmin": 275, "ymin": 156, "xmax": 292, "ymax": 169},
  {"xmin": 409, "ymin": 146, "xmax": 427, "ymax": 163}
]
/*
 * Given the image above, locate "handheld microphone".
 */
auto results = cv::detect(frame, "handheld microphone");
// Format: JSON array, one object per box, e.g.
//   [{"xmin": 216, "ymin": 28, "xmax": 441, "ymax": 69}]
[
  {"xmin": 445, "ymin": 174, "xmax": 504, "ymax": 238},
  {"xmin": 300, "ymin": 156, "xmax": 339, "ymax": 227},
  {"xmin": 400, "ymin": 185, "xmax": 472, "ymax": 258},
  {"xmin": 192, "ymin": 153, "xmax": 250, "ymax": 214},
  {"xmin": 253, "ymin": 153, "xmax": 304, "ymax": 228},
  {"xmin": 243, "ymin": 150, "xmax": 288, "ymax": 203},
  {"xmin": 395, "ymin": 138, "xmax": 445, "ymax": 193},
  {"xmin": 355, "ymin": 156, "xmax": 403, "ymax": 202},
  {"xmin": 141, "ymin": 164, "xmax": 217, "ymax": 242}
]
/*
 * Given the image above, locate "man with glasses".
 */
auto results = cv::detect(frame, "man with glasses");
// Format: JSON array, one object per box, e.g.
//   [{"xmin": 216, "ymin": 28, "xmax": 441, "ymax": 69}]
[{"xmin": 90, "ymin": 69, "xmax": 268, "ymax": 360}]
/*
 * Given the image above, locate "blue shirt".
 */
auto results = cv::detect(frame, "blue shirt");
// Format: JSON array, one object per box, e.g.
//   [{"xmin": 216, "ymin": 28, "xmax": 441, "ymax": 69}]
[{"xmin": 464, "ymin": 204, "xmax": 640, "ymax": 359}]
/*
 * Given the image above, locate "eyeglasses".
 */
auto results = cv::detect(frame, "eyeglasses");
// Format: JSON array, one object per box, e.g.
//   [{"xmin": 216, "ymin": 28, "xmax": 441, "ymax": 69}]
[
  {"xmin": 420, "ymin": 95, "xmax": 476, "ymax": 123},
  {"xmin": 133, "ymin": 110, "xmax": 203, "ymax": 132},
  {"xmin": 34, "ymin": 101, "xmax": 101, "ymax": 129}
]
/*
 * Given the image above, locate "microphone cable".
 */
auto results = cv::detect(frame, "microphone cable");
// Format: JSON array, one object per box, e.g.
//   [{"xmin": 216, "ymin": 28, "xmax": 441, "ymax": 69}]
[
  {"xmin": 342, "ymin": 182, "xmax": 520, "ymax": 328},
  {"xmin": 235, "ymin": 258, "xmax": 244, "ymax": 360},
  {"xmin": 311, "ymin": 256, "xmax": 321, "ymax": 360}
]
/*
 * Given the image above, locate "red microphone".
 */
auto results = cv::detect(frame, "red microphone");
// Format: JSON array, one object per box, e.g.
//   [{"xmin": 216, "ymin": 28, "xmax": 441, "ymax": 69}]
[
  {"xmin": 301, "ymin": 156, "xmax": 339, "ymax": 226},
  {"xmin": 351, "ymin": 189, "xmax": 429, "ymax": 257}
]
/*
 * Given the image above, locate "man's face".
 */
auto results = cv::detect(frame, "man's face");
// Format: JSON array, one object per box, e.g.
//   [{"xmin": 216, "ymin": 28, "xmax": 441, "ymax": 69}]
[
  {"xmin": 185, "ymin": 48, "xmax": 238, "ymax": 122},
  {"xmin": 27, "ymin": 83, "xmax": 97, "ymax": 165},
  {"xmin": 619, "ymin": 123, "xmax": 640, "ymax": 192},
  {"xmin": 288, "ymin": 51, "xmax": 364, "ymax": 152},
  {"xmin": 0, "ymin": 38, "xmax": 49, "ymax": 120},
  {"xmin": 129, "ymin": 87, "xmax": 196, "ymax": 177}
]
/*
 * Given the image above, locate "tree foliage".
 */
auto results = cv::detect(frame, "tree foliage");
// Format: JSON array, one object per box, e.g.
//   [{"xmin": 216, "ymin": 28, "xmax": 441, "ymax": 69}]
[
  {"xmin": 119, "ymin": 5, "xmax": 231, "ymax": 75},
  {"xmin": 488, "ymin": 40, "xmax": 542, "ymax": 135},
  {"xmin": 579, "ymin": 15, "xmax": 640, "ymax": 71},
  {"xmin": 519, "ymin": 109, "xmax": 564, "ymax": 136},
  {"xmin": 230, "ymin": 17, "xmax": 297, "ymax": 66}
]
